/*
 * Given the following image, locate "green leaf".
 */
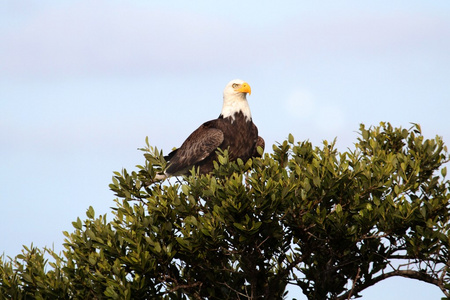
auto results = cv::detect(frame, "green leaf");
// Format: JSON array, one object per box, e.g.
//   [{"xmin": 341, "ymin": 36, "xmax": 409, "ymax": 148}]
[
  {"xmin": 72, "ymin": 217, "xmax": 82, "ymax": 230},
  {"xmin": 288, "ymin": 133, "xmax": 294, "ymax": 144},
  {"xmin": 181, "ymin": 184, "xmax": 190, "ymax": 195},
  {"xmin": 233, "ymin": 222, "xmax": 245, "ymax": 230},
  {"xmin": 86, "ymin": 206, "xmax": 95, "ymax": 219}
]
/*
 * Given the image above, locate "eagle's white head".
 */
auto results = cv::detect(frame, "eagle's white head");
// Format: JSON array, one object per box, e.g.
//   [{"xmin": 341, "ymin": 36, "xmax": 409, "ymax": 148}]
[{"xmin": 220, "ymin": 79, "xmax": 252, "ymax": 122}]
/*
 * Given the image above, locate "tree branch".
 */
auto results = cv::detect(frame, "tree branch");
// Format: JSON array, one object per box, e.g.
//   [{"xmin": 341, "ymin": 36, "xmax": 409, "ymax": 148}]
[
  {"xmin": 346, "ymin": 268, "xmax": 361, "ymax": 300},
  {"xmin": 337, "ymin": 269, "xmax": 444, "ymax": 300}
]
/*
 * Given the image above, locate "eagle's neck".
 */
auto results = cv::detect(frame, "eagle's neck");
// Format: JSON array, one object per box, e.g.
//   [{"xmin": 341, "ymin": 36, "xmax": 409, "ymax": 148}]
[{"xmin": 220, "ymin": 94, "xmax": 252, "ymax": 123}]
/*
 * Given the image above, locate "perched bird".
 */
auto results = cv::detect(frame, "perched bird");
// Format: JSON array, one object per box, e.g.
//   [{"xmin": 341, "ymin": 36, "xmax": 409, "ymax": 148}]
[{"xmin": 155, "ymin": 79, "xmax": 264, "ymax": 180}]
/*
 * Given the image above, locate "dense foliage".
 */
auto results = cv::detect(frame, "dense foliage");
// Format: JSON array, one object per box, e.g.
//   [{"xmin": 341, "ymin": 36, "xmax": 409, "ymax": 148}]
[{"xmin": 1, "ymin": 123, "xmax": 450, "ymax": 299}]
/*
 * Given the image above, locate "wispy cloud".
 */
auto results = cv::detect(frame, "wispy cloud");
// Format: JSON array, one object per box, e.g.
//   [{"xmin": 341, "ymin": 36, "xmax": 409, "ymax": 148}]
[
  {"xmin": 1, "ymin": 1, "xmax": 449, "ymax": 78},
  {"xmin": 0, "ymin": 2, "xmax": 246, "ymax": 77}
]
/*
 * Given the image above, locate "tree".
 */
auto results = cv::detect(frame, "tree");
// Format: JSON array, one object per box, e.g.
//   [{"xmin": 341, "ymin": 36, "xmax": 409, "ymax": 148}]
[{"xmin": 1, "ymin": 122, "xmax": 449, "ymax": 299}]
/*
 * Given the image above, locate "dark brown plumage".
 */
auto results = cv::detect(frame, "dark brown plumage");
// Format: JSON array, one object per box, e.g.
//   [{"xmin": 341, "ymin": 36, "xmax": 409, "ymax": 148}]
[
  {"xmin": 156, "ymin": 79, "xmax": 264, "ymax": 180},
  {"xmin": 165, "ymin": 111, "xmax": 262, "ymax": 176}
]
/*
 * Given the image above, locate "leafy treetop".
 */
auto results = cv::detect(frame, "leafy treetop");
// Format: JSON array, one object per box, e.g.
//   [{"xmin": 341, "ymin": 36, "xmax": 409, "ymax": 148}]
[{"xmin": 1, "ymin": 122, "xmax": 449, "ymax": 300}]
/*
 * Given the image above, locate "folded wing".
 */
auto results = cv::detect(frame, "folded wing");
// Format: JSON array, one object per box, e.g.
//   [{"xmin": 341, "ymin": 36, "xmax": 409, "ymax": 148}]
[{"xmin": 165, "ymin": 126, "xmax": 224, "ymax": 176}]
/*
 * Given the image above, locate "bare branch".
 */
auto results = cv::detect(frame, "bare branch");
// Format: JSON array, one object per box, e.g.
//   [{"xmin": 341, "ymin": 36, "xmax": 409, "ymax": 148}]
[
  {"xmin": 347, "ymin": 268, "xmax": 361, "ymax": 300},
  {"xmin": 337, "ymin": 269, "xmax": 442, "ymax": 300}
]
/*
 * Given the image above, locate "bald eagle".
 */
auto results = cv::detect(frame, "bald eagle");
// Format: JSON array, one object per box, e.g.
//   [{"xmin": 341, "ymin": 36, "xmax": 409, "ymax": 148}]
[{"xmin": 155, "ymin": 79, "xmax": 264, "ymax": 180}]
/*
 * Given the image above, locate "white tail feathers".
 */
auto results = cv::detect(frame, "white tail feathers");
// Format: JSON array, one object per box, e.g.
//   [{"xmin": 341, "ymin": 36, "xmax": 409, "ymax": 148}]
[
  {"xmin": 154, "ymin": 172, "xmax": 167, "ymax": 181},
  {"xmin": 143, "ymin": 172, "xmax": 167, "ymax": 186}
]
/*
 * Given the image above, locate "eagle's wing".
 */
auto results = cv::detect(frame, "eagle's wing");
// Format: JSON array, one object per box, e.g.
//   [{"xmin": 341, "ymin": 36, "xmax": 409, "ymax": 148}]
[{"xmin": 165, "ymin": 126, "xmax": 224, "ymax": 175}]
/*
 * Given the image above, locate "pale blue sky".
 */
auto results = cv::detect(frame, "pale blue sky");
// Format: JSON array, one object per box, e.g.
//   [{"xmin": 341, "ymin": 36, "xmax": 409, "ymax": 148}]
[{"xmin": 1, "ymin": 1, "xmax": 450, "ymax": 298}]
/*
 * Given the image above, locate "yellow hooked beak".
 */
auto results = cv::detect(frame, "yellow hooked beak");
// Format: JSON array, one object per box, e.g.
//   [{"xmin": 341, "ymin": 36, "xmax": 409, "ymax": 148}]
[{"xmin": 236, "ymin": 82, "xmax": 251, "ymax": 95}]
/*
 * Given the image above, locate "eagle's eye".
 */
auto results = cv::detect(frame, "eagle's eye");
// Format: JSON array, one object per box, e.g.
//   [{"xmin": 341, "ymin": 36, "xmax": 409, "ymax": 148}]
[{"xmin": 232, "ymin": 83, "xmax": 239, "ymax": 89}]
